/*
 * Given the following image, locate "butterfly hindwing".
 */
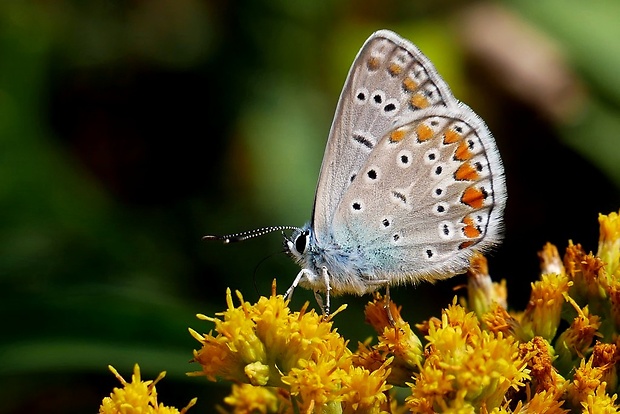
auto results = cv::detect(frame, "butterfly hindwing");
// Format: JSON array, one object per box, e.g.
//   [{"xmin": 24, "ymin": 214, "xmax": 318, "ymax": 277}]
[{"xmin": 331, "ymin": 105, "xmax": 506, "ymax": 284}]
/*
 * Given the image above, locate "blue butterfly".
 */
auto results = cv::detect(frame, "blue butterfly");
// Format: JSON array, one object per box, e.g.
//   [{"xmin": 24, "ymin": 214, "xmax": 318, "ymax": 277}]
[{"xmin": 207, "ymin": 30, "xmax": 506, "ymax": 313}]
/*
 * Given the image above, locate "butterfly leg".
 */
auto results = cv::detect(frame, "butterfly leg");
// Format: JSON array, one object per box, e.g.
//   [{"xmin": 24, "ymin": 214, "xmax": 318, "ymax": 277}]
[
  {"xmin": 284, "ymin": 268, "xmax": 317, "ymax": 301},
  {"xmin": 322, "ymin": 266, "xmax": 331, "ymax": 315},
  {"xmin": 312, "ymin": 266, "xmax": 332, "ymax": 316},
  {"xmin": 284, "ymin": 267, "xmax": 331, "ymax": 315},
  {"xmin": 384, "ymin": 285, "xmax": 396, "ymax": 326},
  {"xmin": 313, "ymin": 290, "xmax": 325, "ymax": 313}
]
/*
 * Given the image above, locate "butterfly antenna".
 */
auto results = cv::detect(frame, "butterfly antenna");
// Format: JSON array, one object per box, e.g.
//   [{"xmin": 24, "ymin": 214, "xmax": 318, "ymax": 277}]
[
  {"xmin": 252, "ymin": 250, "xmax": 286, "ymax": 295},
  {"xmin": 203, "ymin": 226, "xmax": 301, "ymax": 243}
]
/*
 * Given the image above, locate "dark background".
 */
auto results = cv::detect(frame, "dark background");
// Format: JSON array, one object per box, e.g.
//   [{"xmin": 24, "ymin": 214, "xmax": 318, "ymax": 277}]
[{"xmin": 1, "ymin": 0, "xmax": 619, "ymax": 412}]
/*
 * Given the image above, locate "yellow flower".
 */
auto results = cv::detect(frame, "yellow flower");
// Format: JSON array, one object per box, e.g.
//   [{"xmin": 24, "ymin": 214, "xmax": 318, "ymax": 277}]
[
  {"xmin": 565, "ymin": 342, "xmax": 620, "ymax": 409},
  {"xmin": 580, "ymin": 383, "xmax": 618, "ymax": 414},
  {"xmin": 592, "ymin": 341, "xmax": 619, "ymax": 391},
  {"xmin": 566, "ymin": 342, "xmax": 619, "ymax": 413},
  {"xmin": 351, "ymin": 339, "xmax": 388, "ymax": 372},
  {"xmin": 189, "ymin": 283, "xmax": 347, "ymax": 389},
  {"xmin": 364, "ymin": 293, "xmax": 423, "ymax": 385},
  {"xmin": 607, "ymin": 279, "xmax": 620, "ymax": 333},
  {"xmin": 406, "ymin": 301, "xmax": 529, "ymax": 412},
  {"xmin": 221, "ymin": 384, "xmax": 283, "ymax": 414},
  {"xmin": 340, "ymin": 358, "xmax": 393, "ymax": 414},
  {"xmin": 566, "ymin": 357, "xmax": 608, "ymax": 408},
  {"xmin": 192, "ymin": 282, "xmax": 389, "ymax": 413},
  {"xmin": 491, "ymin": 389, "xmax": 567, "ymax": 414},
  {"xmin": 481, "ymin": 302, "xmax": 519, "ymax": 337},
  {"xmin": 555, "ymin": 296, "xmax": 602, "ymax": 375},
  {"xmin": 364, "ymin": 291, "xmax": 399, "ymax": 333},
  {"xmin": 100, "ymin": 364, "xmax": 196, "ymax": 414},
  {"xmin": 598, "ymin": 210, "xmax": 620, "ymax": 280},
  {"xmin": 518, "ymin": 337, "xmax": 566, "ymax": 394},
  {"xmin": 189, "ymin": 294, "xmax": 269, "ymax": 385},
  {"xmin": 564, "ymin": 241, "xmax": 606, "ymax": 305},
  {"xmin": 538, "ymin": 243, "xmax": 565, "ymax": 276},
  {"xmin": 281, "ymin": 357, "xmax": 345, "ymax": 410},
  {"xmin": 281, "ymin": 326, "xmax": 393, "ymax": 413},
  {"xmin": 517, "ymin": 389, "xmax": 567, "ymax": 414},
  {"xmin": 467, "ymin": 252, "xmax": 507, "ymax": 318},
  {"xmin": 520, "ymin": 273, "xmax": 571, "ymax": 341}
]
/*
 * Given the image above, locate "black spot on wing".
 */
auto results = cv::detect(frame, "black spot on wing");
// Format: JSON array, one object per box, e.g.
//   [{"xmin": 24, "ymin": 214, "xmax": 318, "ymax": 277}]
[
  {"xmin": 392, "ymin": 191, "xmax": 407, "ymax": 203},
  {"xmin": 352, "ymin": 133, "xmax": 374, "ymax": 149}
]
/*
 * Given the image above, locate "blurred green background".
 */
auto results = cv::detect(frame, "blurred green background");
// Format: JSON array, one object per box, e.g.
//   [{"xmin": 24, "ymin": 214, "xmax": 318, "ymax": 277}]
[{"xmin": 1, "ymin": 0, "xmax": 619, "ymax": 412}]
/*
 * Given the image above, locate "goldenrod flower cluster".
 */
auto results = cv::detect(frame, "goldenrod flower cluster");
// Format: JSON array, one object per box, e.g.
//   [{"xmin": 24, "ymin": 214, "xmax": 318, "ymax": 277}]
[
  {"xmin": 99, "ymin": 210, "xmax": 620, "ymax": 413},
  {"xmin": 189, "ymin": 287, "xmax": 392, "ymax": 413},
  {"xmin": 99, "ymin": 364, "xmax": 196, "ymax": 414}
]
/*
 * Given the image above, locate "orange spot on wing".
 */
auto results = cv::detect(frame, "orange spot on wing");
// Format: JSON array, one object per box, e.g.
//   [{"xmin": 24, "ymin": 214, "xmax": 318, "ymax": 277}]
[
  {"xmin": 443, "ymin": 129, "xmax": 461, "ymax": 144},
  {"xmin": 367, "ymin": 57, "xmax": 380, "ymax": 71},
  {"xmin": 461, "ymin": 187, "xmax": 486, "ymax": 209},
  {"xmin": 462, "ymin": 215, "xmax": 475, "ymax": 226},
  {"xmin": 410, "ymin": 93, "xmax": 429, "ymax": 109},
  {"xmin": 388, "ymin": 63, "xmax": 402, "ymax": 76},
  {"xmin": 416, "ymin": 124, "xmax": 434, "ymax": 142},
  {"xmin": 462, "ymin": 216, "xmax": 482, "ymax": 238},
  {"xmin": 454, "ymin": 163, "xmax": 479, "ymax": 181},
  {"xmin": 459, "ymin": 240, "xmax": 475, "ymax": 249},
  {"xmin": 403, "ymin": 77, "xmax": 417, "ymax": 92},
  {"xmin": 390, "ymin": 129, "xmax": 407, "ymax": 143},
  {"xmin": 454, "ymin": 140, "xmax": 473, "ymax": 161}
]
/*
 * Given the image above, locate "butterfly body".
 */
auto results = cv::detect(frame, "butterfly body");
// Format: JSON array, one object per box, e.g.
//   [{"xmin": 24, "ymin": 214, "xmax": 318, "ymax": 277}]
[
  {"xmin": 208, "ymin": 30, "xmax": 506, "ymax": 306},
  {"xmin": 286, "ymin": 225, "xmax": 382, "ymax": 295}
]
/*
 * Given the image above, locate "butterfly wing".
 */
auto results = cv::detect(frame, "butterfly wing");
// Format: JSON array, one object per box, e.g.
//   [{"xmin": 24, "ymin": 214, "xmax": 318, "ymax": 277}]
[
  {"xmin": 311, "ymin": 30, "xmax": 456, "ymax": 245},
  {"xmin": 331, "ymin": 105, "xmax": 506, "ymax": 284}
]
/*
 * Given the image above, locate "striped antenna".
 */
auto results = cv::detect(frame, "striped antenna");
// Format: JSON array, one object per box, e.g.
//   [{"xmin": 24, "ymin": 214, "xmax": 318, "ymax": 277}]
[{"xmin": 203, "ymin": 226, "xmax": 301, "ymax": 243}]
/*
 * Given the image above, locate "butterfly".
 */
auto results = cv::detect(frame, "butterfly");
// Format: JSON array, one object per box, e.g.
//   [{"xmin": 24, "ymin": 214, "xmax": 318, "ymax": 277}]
[{"xmin": 206, "ymin": 30, "xmax": 506, "ymax": 313}]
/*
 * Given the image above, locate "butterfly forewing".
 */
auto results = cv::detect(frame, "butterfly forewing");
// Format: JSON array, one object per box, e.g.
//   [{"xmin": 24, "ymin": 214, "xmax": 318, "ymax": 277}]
[
  {"xmin": 311, "ymin": 30, "xmax": 456, "ymax": 244},
  {"xmin": 331, "ymin": 105, "xmax": 506, "ymax": 284}
]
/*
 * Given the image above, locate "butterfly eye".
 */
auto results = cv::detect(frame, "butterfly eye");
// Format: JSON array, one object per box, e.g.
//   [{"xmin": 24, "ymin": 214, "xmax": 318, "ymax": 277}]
[{"xmin": 295, "ymin": 230, "xmax": 310, "ymax": 254}]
